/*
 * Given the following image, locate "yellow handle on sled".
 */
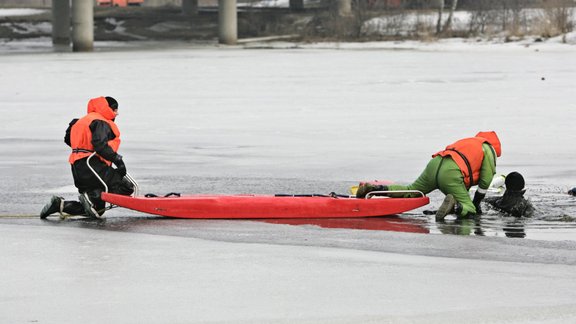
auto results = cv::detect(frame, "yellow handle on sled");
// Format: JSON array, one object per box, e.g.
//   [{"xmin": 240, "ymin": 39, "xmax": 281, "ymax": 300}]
[
  {"xmin": 350, "ymin": 180, "xmax": 393, "ymax": 196},
  {"xmin": 349, "ymin": 185, "xmax": 359, "ymax": 195}
]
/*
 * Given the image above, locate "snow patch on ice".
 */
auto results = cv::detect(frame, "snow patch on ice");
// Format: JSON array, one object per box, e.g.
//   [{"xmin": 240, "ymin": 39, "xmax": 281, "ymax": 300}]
[{"xmin": 0, "ymin": 8, "xmax": 46, "ymax": 17}]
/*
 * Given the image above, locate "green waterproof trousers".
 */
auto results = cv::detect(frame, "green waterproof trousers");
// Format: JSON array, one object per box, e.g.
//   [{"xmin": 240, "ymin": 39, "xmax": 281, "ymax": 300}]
[{"xmin": 388, "ymin": 156, "xmax": 476, "ymax": 217}]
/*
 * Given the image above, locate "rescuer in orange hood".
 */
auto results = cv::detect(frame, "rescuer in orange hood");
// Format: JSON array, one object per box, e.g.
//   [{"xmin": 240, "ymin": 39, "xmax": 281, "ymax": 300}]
[
  {"xmin": 356, "ymin": 131, "xmax": 501, "ymax": 220},
  {"xmin": 40, "ymin": 96, "xmax": 133, "ymax": 219}
]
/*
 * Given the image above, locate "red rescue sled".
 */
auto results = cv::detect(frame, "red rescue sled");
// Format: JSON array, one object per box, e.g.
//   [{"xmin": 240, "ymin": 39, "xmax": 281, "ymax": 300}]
[
  {"xmin": 101, "ymin": 192, "xmax": 429, "ymax": 219},
  {"xmin": 89, "ymin": 152, "xmax": 428, "ymax": 219}
]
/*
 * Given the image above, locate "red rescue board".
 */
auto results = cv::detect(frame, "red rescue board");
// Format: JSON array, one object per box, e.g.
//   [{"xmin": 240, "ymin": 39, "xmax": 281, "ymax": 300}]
[{"xmin": 101, "ymin": 192, "xmax": 429, "ymax": 219}]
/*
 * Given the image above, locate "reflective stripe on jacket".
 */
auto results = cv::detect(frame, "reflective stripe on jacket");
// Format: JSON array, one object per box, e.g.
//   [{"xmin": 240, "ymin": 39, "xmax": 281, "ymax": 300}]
[{"xmin": 68, "ymin": 97, "xmax": 120, "ymax": 165}]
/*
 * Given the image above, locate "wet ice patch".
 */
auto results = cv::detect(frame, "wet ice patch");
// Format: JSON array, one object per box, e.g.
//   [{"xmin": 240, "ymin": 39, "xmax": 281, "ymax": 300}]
[
  {"xmin": 0, "ymin": 36, "xmax": 52, "ymax": 52},
  {"xmin": 426, "ymin": 183, "xmax": 576, "ymax": 241}
]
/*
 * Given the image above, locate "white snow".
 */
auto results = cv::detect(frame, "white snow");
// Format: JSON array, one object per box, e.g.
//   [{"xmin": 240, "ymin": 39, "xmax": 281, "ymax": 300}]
[
  {"xmin": 0, "ymin": 8, "xmax": 46, "ymax": 17},
  {"xmin": 249, "ymin": 0, "xmax": 323, "ymax": 8},
  {"xmin": 362, "ymin": 8, "xmax": 576, "ymax": 38}
]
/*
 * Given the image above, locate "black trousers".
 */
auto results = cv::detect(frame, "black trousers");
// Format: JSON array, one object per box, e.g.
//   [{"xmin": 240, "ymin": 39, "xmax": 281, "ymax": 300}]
[{"xmin": 65, "ymin": 157, "xmax": 134, "ymax": 216}]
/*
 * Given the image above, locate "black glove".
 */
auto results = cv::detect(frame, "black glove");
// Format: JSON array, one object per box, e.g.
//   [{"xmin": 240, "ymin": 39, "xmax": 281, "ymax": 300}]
[
  {"xmin": 113, "ymin": 154, "xmax": 127, "ymax": 178},
  {"xmin": 472, "ymin": 191, "xmax": 486, "ymax": 215}
]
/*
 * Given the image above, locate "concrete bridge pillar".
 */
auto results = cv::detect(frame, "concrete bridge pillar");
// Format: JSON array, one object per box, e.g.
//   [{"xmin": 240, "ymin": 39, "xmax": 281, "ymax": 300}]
[
  {"xmin": 289, "ymin": 0, "xmax": 304, "ymax": 11},
  {"xmin": 218, "ymin": 0, "xmax": 237, "ymax": 45},
  {"xmin": 182, "ymin": 0, "xmax": 198, "ymax": 16},
  {"xmin": 52, "ymin": 0, "xmax": 70, "ymax": 49},
  {"xmin": 71, "ymin": 0, "xmax": 94, "ymax": 52}
]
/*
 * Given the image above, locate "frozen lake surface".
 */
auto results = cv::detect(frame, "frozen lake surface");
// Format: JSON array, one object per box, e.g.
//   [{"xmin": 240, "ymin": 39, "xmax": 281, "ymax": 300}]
[
  {"xmin": 1, "ymin": 39, "xmax": 576, "ymax": 322},
  {"xmin": 1, "ymin": 39, "xmax": 575, "ymax": 239}
]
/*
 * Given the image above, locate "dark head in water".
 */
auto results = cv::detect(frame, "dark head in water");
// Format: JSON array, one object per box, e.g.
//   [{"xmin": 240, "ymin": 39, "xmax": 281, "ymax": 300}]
[{"xmin": 505, "ymin": 171, "xmax": 525, "ymax": 192}]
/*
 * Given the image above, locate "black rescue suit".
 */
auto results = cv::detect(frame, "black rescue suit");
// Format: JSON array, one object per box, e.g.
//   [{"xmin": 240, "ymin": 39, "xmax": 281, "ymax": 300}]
[{"xmin": 485, "ymin": 189, "xmax": 535, "ymax": 217}]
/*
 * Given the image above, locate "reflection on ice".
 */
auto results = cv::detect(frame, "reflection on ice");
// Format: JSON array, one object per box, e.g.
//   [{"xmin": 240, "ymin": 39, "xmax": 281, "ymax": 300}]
[{"xmin": 262, "ymin": 216, "xmax": 429, "ymax": 234}]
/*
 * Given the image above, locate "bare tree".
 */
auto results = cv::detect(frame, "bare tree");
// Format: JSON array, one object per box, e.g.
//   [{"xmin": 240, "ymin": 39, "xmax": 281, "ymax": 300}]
[
  {"xmin": 435, "ymin": 0, "xmax": 444, "ymax": 34},
  {"xmin": 499, "ymin": 0, "xmax": 524, "ymax": 35},
  {"xmin": 467, "ymin": 0, "xmax": 499, "ymax": 34},
  {"xmin": 442, "ymin": 0, "xmax": 459, "ymax": 32},
  {"xmin": 543, "ymin": 0, "xmax": 575, "ymax": 35}
]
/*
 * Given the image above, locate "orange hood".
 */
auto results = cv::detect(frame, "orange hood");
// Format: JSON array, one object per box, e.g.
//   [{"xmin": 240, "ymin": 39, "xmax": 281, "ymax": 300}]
[
  {"xmin": 476, "ymin": 131, "xmax": 501, "ymax": 157},
  {"xmin": 87, "ymin": 96, "xmax": 116, "ymax": 121}
]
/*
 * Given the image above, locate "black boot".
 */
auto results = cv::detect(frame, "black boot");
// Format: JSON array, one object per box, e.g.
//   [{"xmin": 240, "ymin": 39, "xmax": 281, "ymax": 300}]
[
  {"xmin": 40, "ymin": 196, "xmax": 64, "ymax": 219},
  {"xmin": 62, "ymin": 201, "xmax": 87, "ymax": 216},
  {"xmin": 79, "ymin": 193, "xmax": 101, "ymax": 218},
  {"xmin": 435, "ymin": 194, "xmax": 456, "ymax": 221}
]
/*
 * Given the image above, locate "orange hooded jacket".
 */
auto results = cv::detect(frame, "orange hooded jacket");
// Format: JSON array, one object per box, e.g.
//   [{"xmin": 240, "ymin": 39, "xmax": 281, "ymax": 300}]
[
  {"xmin": 433, "ymin": 131, "xmax": 501, "ymax": 188},
  {"xmin": 68, "ymin": 97, "xmax": 121, "ymax": 166}
]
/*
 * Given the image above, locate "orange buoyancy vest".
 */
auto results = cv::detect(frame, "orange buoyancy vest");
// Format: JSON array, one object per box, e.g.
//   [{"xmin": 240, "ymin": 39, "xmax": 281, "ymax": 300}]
[
  {"xmin": 433, "ymin": 137, "xmax": 492, "ymax": 189},
  {"xmin": 68, "ymin": 97, "xmax": 121, "ymax": 165}
]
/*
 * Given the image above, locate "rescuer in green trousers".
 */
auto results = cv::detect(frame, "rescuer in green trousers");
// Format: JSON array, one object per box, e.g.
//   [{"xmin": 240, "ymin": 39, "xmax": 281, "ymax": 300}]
[{"xmin": 356, "ymin": 131, "xmax": 501, "ymax": 220}]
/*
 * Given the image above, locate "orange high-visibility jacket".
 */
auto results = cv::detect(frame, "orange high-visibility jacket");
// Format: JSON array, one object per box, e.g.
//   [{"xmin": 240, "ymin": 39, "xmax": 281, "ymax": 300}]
[
  {"xmin": 68, "ymin": 97, "xmax": 120, "ymax": 166},
  {"xmin": 433, "ymin": 132, "xmax": 500, "ymax": 188}
]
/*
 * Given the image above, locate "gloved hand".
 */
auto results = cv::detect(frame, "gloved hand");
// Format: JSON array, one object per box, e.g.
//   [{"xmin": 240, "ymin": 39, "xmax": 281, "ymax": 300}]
[
  {"xmin": 113, "ymin": 154, "xmax": 127, "ymax": 178},
  {"xmin": 472, "ymin": 191, "xmax": 486, "ymax": 215}
]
